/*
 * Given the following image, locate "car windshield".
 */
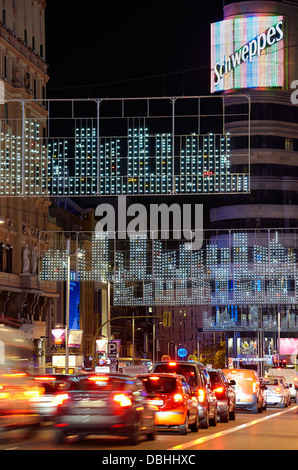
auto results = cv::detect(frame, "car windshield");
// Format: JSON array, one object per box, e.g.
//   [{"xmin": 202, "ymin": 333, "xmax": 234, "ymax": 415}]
[
  {"xmin": 208, "ymin": 371, "xmax": 221, "ymax": 385},
  {"xmin": 68, "ymin": 375, "xmax": 133, "ymax": 392},
  {"xmin": 153, "ymin": 364, "xmax": 197, "ymax": 388},
  {"xmin": 140, "ymin": 376, "xmax": 177, "ymax": 393},
  {"xmin": 267, "ymin": 378, "xmax": 280, "ymax": 386}
]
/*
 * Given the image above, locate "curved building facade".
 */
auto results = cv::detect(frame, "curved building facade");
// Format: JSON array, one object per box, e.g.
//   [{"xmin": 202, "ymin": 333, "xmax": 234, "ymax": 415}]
[{"xmin": 210, "ymin": 0, "xmax": 298, "ymax": 230}]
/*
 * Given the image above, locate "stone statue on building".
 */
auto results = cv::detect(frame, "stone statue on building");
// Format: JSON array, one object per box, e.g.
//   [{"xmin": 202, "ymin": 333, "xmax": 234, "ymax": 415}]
[{"xmin": 22, "ymin": 244, "xmax": 30, "ymax": 274}]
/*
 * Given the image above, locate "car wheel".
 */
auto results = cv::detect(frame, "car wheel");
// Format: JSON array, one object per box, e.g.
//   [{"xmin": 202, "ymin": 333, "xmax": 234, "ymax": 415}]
[
  {"xmin": 210, "ymin": 407, "xmax": 217, "ymax": 426},
  {"xmin": 147, "ymin": 423, "xmax": 156, "ymax": 441},
  {"xmin": 229, "ymin": 405, "xmax": 236, "ymax": 421},
  {"xmin": 128, "ymin": 421, "xmax": 140, "ymax": 445},
  {"xmin": 179, "ymin": 415, "xmax": 189, "ymax": 435},
  {"xmin": 220, "ymin": 404, "xmax": 229, "ymax": 423},
  {"xmin": 54, "ymin": 430, "xmax": 65, "ymax": 445},
  {"xmin": 190, "ymin": 412, "xmax": 199, "ymax": 432},
  {"xmin": 200, "ymin": 411, "xmax": 209, "ymax": 429}
]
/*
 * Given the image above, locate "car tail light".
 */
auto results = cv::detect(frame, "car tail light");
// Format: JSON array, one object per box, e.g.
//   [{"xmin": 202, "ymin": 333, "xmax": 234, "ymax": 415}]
[
  {"xmin": 173, "ymin": 393, "xmax": 183, "ymax": 402},
  {"xmin": 274, "ymin": 387, "xmax": 281, "ymax": 394},
  {"xmin": 169, "ymin": 362, "xmax": 177, "ymax": 367},
  {"xmin": 149, "ymin": 376, "xmax": 160, "ymax": 381},
  {"xmin": 34, "ymin": 376, "xmax": 56, "ymax": 382},
  {"xmin": 213, "ymin": 386, "xmax": 225, "ymax": 394},
  {"xmin": 52, "ymin": 393, "xmax": 69, "ymax": 406},
  {"xmin": 252, "ymin": 382, "xmax": 257, "ymax": 394},
  {"xmin": 198, "ymin": 389, "xmax": 205, "ymax": 403},
  {"xmin": 88, "ymin": 375, "xmax": 109, "ymax": 382},
  {"xmin": 24, "ymin": 386, "xmax": 44, "ymax": 399},
  {"xmin": 114, "ymin": 394, "xmax": 132, "ymax": 407}
]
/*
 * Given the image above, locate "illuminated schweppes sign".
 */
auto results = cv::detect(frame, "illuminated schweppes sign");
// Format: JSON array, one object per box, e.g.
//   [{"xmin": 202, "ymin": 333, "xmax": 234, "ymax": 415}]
[{"xmin": 210, "ymin": 16, "xmax": 285, "ymax": 93}]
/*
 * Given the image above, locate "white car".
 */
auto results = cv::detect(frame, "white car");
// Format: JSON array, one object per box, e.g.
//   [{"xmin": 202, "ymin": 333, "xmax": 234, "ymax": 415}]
[
  {"xmin": 267, "ymin": 367, "xmax": 298, "ymax": 402},
  {"xmin": 264, "ymin": 376, "xmax": 291, "ymax": 408}
]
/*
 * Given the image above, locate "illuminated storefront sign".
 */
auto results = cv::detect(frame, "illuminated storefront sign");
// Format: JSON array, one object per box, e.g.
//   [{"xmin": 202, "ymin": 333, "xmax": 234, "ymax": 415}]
[{"xmin": 211, "ymin": 16, "xmax": 284, "ymax": 93}]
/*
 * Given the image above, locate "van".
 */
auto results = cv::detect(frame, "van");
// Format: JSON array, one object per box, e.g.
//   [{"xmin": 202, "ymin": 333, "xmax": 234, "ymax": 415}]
[
  {"xmin": 222, "ymin": 368, "xmax": 264, "ymax": 414},
  {"xmin": 152, "ymin": 361, "xmax": 217, "ymax": 429},
  {"xmin": 267, "ymin": 367, "xmax": 298, "ymax": 402}
]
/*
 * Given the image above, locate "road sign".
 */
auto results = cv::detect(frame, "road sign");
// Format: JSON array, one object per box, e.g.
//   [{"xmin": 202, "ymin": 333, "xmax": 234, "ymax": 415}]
[{"xmin": 107, "ymin": 341, "xmax": 118, "ymax": 357}]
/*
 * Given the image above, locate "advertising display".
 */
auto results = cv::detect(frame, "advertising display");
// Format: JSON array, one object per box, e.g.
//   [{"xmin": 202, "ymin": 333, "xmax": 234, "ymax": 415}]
[{"xmin": 211, "ymin": 15, "xmax": 285, "ymax": 93}]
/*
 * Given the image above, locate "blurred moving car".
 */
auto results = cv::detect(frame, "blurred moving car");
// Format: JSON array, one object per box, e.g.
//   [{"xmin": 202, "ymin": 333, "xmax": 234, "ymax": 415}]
[
  {"xmin": 138, "ymin": 373, "xmax": 199, "ymax": 435},
  {"xmin": 0, "ymin": 372, "xmax": 43, "ymax": 437},
  {"xmin": 0, "ymin": 325, "xmax": 43, "ymax": 438},
  {"xmin": 208, "ymin": 369, "xmax": 236, "ymax": 422},
  {"xmin": 267, "ymin": 367, "xmax": 298, "ymax": 402},
  {"xmin": 53, "ymin": 373, "xmax": 156, "ymax": 445},
  {"xmin": 222, "ymin": 368, "xmax": 265, "ymax": 414},
  {"xmin": 151, "ymin": 361, "xmax": 217, "ymax": 429},
  {"xmin": 31, "ymin": 374, "xmax": 74, "ymax": 421},
  {"xmin": 263, "ymin": 376, "xmax": 291, "ymax": 408}
]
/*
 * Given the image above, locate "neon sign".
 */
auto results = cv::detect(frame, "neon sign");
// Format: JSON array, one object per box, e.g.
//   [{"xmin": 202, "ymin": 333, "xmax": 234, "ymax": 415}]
[{"xmin": 211, "ymin": 16, "xmax": 285, "ymax": 93}]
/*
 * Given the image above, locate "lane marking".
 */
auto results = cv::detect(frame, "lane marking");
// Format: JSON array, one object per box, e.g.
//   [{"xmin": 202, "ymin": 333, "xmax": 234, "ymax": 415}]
[{"xmin": 168, "ymin": 405, "xmax": 298, "ymax": 450}]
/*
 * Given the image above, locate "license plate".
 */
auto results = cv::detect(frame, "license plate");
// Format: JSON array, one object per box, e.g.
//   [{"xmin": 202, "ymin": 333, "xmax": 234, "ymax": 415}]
[
  {"xmin": 79, "ymin": 400, "xmax": 105, "ymax": 407},
  {"xmin": 149, "ymin": 399, "xmax": 163, "ymax": 406}
]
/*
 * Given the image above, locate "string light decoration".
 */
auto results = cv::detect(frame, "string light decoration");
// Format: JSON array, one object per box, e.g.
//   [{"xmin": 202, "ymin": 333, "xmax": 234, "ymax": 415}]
[
  {"xmin": 40, "ymin": 230, "xmax": 298, "ymax": 307},
  {"xmin": 0, "ymin": 96, "xmax": 250, "ymax": 197}
]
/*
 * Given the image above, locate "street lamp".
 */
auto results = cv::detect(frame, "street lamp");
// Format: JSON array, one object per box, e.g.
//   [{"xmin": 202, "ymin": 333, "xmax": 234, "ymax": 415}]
[{"xmin": 65, "ymin": 238, "xmax": 83, "ymax": 374}]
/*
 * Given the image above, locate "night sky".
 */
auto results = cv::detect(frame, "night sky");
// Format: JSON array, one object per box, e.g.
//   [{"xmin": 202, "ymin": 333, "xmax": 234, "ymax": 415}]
[{"xmin": 45, "ymin": 1, "xmax": 223, "ymax": 99}]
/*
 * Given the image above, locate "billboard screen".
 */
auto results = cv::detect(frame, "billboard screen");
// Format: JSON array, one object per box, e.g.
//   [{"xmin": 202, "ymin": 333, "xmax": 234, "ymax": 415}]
[{"xmin": 211, "ymin": 16, "xmax": 285, "ymax": 93}]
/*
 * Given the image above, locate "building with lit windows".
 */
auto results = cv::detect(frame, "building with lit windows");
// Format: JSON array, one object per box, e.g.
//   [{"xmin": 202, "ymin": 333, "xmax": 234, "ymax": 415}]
[
  {"xmin": 0, "ymin": 0, "xmax": 60, "ymax": 366},
  {"xmin": 205, "ymin": 0, "xmax": 298, "ymax": 372}
]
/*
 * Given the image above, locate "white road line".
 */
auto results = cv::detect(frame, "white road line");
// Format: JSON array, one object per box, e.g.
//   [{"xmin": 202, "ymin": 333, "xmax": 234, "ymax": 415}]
[{"xmin": 168, "ymin": 406, "xmax": 298, "ymax": 450}]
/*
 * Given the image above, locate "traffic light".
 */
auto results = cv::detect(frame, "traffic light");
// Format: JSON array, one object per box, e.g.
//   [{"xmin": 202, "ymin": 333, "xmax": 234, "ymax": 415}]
[{"xmin": 162, "ymin": 310, "xmax": 171, "ymax": 327}]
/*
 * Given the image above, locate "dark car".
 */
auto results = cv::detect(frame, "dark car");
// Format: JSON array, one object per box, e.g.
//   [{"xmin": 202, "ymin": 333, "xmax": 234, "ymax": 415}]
[
  {"xmin": 138, "ymin": 373, "xmax": 199, "ymax": 434},
  {"xmin": 208, "ymin": 369, "xmax": 236, "ymax": 422},
  {"xmin": 151, "ymin": 361, "xmax": 217, "ymax": 429},
  {"xmin": 53, "ymin": 373, "xmax": 156, "ymax": 445}
]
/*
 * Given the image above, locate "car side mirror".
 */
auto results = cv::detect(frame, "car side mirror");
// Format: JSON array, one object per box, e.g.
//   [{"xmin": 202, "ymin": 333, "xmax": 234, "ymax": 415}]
[{"xmin": 229, "ymin": 380, "xmax": 236, "ymax": 386}]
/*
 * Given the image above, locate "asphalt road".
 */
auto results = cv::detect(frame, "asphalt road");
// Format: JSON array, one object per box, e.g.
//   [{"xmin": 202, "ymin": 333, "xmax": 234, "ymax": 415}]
[{"xmin": 1, "ymin": 405, "xmax": 298, "ymax": 452}]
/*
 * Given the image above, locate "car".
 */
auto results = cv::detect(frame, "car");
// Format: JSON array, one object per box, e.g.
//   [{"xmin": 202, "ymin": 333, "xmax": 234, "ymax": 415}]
[
  {"xmin": 0, "ymin": 371, "xmax": 43, "ymax": 438},
  {"xmin": 53, "ymin": 373, "xmax": 156, "ymax": 445},
  {"xmin": 31, "ymin": 374, "xmax": 74, "ymax": 421},
  {"xmin": 222, "ymin": 368, "xmax": 265, "ymax": 414},
  {"xmin": 138, "ymin": 373, "xmax": 199, "ymax": 435},
  {"xmin": 263, "ymin": 376, "xmax": 291, "ymax": 408},
  {"xmin": 208, "ymin": 369, "xmax": 236, "ymax": 422},
  {"xmin": 267, "ymin": 367, "xmax": 298, "ymax": 402},
  {"xmin": 151, "ymin": 361, "xmax": 217, "ymax": 429}
]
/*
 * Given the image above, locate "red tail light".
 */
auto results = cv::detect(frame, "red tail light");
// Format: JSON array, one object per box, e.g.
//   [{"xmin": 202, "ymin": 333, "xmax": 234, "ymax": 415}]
[
  {"xmin": 52, "ymin": 393, "xmax": 69, "ymax": 406},
  {"xmin": 113, "ymin": 394, "xmax": 132, "ymax": 407},
  {"xmin": 198, "ymin": 389, "xmax": 205, "ymax": 403},
  {"xmin": 173, "ymin": 393, "xmax": 183, "ymax": 402},
  {"xmin": 213, "ymin": 386, "xmax": 224, "ymax": 394}
]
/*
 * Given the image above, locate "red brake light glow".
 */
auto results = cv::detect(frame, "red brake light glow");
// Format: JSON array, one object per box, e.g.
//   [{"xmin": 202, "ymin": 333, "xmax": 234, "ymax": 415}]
[
  {"xmin": 88, "ymin": 376, "xmax": 109, "ymax": 381},
  {"xmin": 149, "ymin": 376, "xmax": 160, "ymax": 381},
  {"xmin": 114, "ymin": 394, "xmax": 132, "ymax": 407},
  {"xmin": 198, "ymin": 389, "xmax": 205, "ymax": 403},
  {"xmin": 169, "ymin": 362, "xmax": 177, "ymax": 367},
  {"xmin": 173, "ymin": 393, "xmax": 183, "ymax": 402},
  {"xmin": 52, "ymin": 393, "xmax": 69, "ymax": 406},
  {"xmin": 213, "ymin": 386, "xmax": 224, "ymax": 394}
]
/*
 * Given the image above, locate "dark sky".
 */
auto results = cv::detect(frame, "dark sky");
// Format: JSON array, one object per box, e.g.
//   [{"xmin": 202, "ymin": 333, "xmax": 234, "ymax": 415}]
[{"xmin": 45, "ymin": 1, "xmax": 224, "ymax": 99}]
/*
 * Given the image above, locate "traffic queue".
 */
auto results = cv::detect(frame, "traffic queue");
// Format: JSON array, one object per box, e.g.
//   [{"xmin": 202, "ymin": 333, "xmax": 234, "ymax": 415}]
[{"xmin": 1, "ymin": 359, "xmax": 297, "ymax": 445}]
